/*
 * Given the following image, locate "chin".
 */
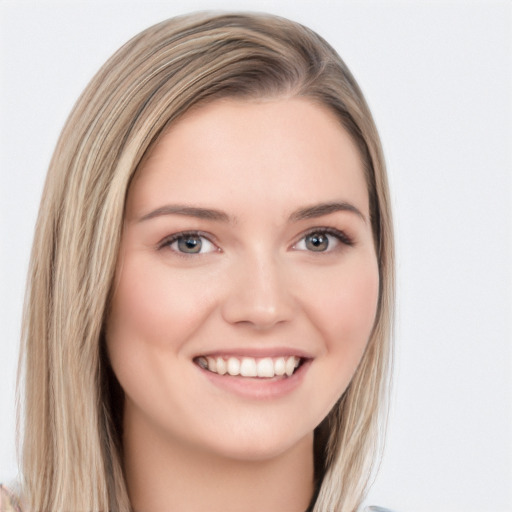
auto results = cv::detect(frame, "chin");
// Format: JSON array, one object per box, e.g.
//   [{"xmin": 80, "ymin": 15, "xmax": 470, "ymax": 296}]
[{"xmin": 197, "ymin": 417, "xmax": 315, "ymax": 463}]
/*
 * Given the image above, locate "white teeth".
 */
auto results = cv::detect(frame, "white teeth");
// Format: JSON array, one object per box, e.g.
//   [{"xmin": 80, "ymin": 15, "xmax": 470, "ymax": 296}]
[
  {"xmin": 257, "ymin": 357, "xmax": 274, "ymax": 378},
  {"xmin": 274, "ymin": 357, "xmax": 286, "ymax": 376},
  {"xmin": 198, "ymin": 355, "xmax": 302, "ymax": 378},
  {"xmin": 285, "ymin": 356, "xmax": 296, "ymax": 377},
  {"xmin": 240, "ymin": 358, "xmax": 257, "ymax": 377},
  {"xmin": 227, "ymin": 357, "xmax": 240, "ymax": 376},
  {"xmin": 207, "ymin": 357, "xmax": 217, "ymax": 372},
  {"xmin": 216, "ymin": 357, "xmax": 227, "ymax": 375}
]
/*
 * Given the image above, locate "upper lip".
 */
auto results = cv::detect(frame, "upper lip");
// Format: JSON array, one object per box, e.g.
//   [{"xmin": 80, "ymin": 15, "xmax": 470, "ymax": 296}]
[{"xmin": 193, "ymin": 347, "xmax": 314, "ymax": 360}]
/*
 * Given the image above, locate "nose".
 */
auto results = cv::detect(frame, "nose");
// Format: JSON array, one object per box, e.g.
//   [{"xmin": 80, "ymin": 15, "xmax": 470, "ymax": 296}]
[{"xmin": 220, "ymin": 252, "xmax": 295, "ymax": 329}]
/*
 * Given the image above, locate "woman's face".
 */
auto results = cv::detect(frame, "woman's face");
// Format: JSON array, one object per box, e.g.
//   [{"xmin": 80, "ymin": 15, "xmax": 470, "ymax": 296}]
[{"xmin": 106, "ymin": 97, "xmax": 379, "ymax": 461}]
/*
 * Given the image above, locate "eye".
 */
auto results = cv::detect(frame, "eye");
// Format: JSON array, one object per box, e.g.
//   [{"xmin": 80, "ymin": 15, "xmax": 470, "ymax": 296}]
[
  {"xmin": 161, "ymin": 232, "xmax": 218, "ymax": 255},
  {"xmin": 293, "ymin": 228, "xmax": 353, "ymax": 253}
]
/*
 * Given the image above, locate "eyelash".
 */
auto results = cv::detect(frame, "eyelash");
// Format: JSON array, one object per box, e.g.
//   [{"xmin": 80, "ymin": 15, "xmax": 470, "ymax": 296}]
[
  {"xmin": 158, "ymin": 231, "xmax": 218, "ymax": 256},
  {"xmin": 158, "ymin": 227, "xmax": 354, "ymax": 255},
  {"xmin": 294, "ymin": 227, "xmax": 354, "ymax": 252}
]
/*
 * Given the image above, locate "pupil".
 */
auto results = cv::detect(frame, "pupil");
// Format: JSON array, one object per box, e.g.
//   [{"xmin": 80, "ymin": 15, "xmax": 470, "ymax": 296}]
[
  {"xmin": 306, "ymin": 233, "xmax": 328, "ymax": 251},
  {"xmin": 178, "ymin": 236, "xmax": 202, "ymax": 253}
]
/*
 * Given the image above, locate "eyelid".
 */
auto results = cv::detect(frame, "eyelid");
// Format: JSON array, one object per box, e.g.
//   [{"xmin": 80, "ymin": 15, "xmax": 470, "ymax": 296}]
[
  {"xmin": 292, "ymin": 227, "xmax": 354, "ymax": 251},
  {"xmin": 158, "ymin": 230, "xmax": 220, "ymax": 254}
]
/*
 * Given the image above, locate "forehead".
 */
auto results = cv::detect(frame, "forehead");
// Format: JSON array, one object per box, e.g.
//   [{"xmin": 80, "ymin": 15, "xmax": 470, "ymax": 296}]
[{"xmin": 126, "ymin": 97, "xmax": 369, "ymax": 221}]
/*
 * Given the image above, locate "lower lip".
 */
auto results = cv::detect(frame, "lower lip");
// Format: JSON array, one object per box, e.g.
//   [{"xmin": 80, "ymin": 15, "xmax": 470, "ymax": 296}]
[{"xmin": 197, "ymin": 360, "xmax": 312, "ymax": 400}]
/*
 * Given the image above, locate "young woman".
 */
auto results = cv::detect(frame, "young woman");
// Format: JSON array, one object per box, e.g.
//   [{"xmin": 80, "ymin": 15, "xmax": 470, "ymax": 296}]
[{"xmin": 2, "ymin": 12, "xmax": 394, "ymax": 512}]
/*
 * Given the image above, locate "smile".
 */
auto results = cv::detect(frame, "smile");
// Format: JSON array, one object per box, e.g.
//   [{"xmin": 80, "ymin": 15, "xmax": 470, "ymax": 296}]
[{"xmin": 195, "ymin": 355, "xmax": 302, "ymax": 378}]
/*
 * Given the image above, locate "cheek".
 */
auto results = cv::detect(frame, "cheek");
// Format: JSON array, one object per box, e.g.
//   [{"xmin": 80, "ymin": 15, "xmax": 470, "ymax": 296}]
[
  {"xmin": 333, "ymin": 262, "xmax": 379, "ymax": 340},
  {"xmin": 107, "ymin": 254, "xmax": 214, "ymax": 354},
  {"xmin": 290, "ymin": 254, "xmax": 380, "ymax": 427},
  {"xmin": 308, "ymin": 255, "xmax": 380, "ymax": 359},
  {"xmin": 105, "ymin": 252, "xmax": 221, "ymax": 422}
]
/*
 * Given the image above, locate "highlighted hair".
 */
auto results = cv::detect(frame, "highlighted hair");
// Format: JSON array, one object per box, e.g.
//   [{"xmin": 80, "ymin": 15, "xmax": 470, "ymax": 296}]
[{"xmin": 18, "ymin": 12, "xmax": 394, "ymax": 511}]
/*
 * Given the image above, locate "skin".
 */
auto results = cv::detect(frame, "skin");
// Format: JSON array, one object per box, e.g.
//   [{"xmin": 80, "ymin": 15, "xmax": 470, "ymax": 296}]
[{"xmin": 106, "ymin": 97, "xmax": 380, "ymax": 512}]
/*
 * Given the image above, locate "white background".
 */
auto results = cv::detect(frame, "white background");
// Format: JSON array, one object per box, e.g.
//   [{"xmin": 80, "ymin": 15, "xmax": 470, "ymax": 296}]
[{"xmin": 0, "ymin": 2, "xmax": 511, "ymax": 511}]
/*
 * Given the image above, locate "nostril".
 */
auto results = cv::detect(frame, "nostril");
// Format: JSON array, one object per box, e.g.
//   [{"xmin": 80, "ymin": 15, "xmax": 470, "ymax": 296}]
[{"xmin": 219, "ymin": 261, "xmax": 294, "ymax": 329}]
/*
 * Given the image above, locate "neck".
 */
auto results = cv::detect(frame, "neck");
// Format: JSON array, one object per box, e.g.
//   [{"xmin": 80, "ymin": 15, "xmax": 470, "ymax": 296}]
[{"xmin": 123, "ymin": 407, "xmax": 315, "ymax": 512}]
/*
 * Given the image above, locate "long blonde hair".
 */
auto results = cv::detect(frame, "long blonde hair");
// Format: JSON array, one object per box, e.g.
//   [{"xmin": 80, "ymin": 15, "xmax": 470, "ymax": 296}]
[{"xmin": 18, "ymin": 12, "xmax": 394, "ymax": 512}]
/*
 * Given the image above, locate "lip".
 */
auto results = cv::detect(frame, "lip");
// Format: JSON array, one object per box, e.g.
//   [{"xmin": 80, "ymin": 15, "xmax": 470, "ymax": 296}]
[
  {"xmin": 195, "ymin": 357, "xmax": 312, "ymax": 400},
  {"xmin": 193, "ymin": 346, "xmax": 315, "ymax": 359}
]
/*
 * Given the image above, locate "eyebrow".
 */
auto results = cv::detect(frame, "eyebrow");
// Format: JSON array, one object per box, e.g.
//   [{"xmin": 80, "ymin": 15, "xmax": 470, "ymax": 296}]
[
  {"xmin": 137, "ymin": 201, "xmax": 366, "ymax": 224},
  {"xmin": 288, "ymin": 202, "xmax": 367, "ymax": 223},
  {"xmin": 138, "ymin": 205, "xmax": 231, "ymax": 223}
]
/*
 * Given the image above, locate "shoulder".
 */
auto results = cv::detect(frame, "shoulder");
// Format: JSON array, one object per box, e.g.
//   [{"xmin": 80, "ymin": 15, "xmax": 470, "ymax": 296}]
[{"xmin": 0, "ymin": 485, "xmax": 23, "ymax": 512}]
